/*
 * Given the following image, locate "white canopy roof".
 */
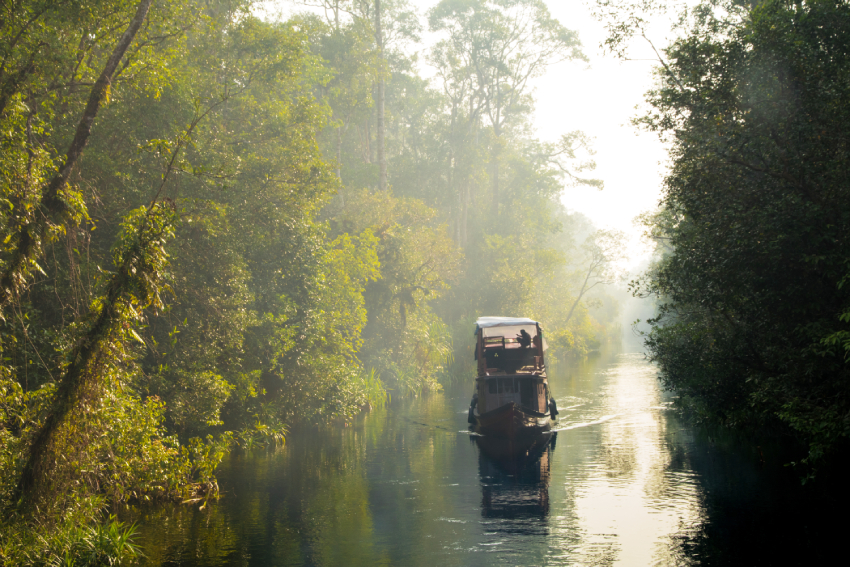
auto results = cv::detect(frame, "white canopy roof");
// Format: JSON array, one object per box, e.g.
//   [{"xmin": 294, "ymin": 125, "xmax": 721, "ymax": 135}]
[
  {"xmin": 475, "ymin": 316, "xmax": 539, "ymax": 330},
  {"xmin": 474, "ymin": 317, "xmax": 547, "ymax": 350}
]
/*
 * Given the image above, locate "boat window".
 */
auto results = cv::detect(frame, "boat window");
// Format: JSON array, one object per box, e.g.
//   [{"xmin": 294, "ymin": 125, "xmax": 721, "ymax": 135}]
[
  {"xmin": 488, "ymin": 380, "xmax": 497, "ymax": 394},
  {"xmin": 520, "ymin": 380, "xmax": 534, "ymax": 407}
]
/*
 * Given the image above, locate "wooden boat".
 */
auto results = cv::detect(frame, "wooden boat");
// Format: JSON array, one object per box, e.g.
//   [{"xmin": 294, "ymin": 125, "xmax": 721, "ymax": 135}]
[{"xmin": 467, "ymin": 317, "xmax": 558, "ymax": 438}]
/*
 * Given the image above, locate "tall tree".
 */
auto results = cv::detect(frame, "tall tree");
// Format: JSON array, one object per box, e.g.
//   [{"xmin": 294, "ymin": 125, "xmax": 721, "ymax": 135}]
[
  {"xmin": 0, "ymin": 0, "xmax": 156, "ymax": 313},
  {"xmin": 564, "ymin": 229, "xmax": 626, "ymax": 326},
  {"xmin": 428, "ymin": 0, "xmax": 585, "ymax": 215},
  {"xmin": 375, "ymin": 0, "xmax": 387, "ymax": 191}
]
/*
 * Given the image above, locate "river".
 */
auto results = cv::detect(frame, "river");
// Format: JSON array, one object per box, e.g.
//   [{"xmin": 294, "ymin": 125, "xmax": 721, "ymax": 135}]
[{"xmin": 131, "ymin": 340, "xmax": 844, "ymax": 566}]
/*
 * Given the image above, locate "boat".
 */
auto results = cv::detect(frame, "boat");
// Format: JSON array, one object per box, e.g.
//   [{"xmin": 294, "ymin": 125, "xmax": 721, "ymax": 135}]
[{"xmin": 467, "ymin": 316, "xmax": 558, "ymax": 438}]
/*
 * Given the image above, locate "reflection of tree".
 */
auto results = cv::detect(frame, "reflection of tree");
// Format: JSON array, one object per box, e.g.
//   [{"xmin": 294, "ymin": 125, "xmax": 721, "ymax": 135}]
[
  {"xmin": 133, "ymin": 414, "xmax": 387, "ymax": 566},
  {"xmin": 133, "ymin": 391, "xmax": 488, "ymax": 566},
  {"xmin": 476, "ymin": 433, "xmax": 555, "ymax": 523}
]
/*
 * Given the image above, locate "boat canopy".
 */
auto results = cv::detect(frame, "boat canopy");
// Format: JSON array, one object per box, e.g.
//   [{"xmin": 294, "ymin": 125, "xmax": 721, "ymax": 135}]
[
  {"xmin": 475, "ymin": 317, "xmax": 549, "ymax": 360},
  {"xmin": 474, "ymin": 316, "xmax": 539, "ymax": 332},
  {"xmin": 474, "ymin": 317, "xmax": 547, "ymax": 351}
]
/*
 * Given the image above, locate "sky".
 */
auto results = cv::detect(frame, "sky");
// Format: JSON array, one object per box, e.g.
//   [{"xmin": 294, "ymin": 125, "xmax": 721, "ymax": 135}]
[{"xmin": 528, "ymin": 3, "xmax": 670, "ymax": 268}]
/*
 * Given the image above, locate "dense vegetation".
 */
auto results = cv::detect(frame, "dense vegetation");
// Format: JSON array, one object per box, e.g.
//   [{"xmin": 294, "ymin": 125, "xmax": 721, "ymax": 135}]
[
  {"xmin": 628, "ymin": 0, "xmax": 850, "ymax": 475},
  {"xmin": 0, "ymin": 0, "xmax": 624, "ymax": 562}
]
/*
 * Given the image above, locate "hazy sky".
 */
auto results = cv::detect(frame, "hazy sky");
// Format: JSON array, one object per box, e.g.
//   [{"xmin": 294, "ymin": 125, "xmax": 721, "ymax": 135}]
[
  {"xmin": 269, "ymin": 0, "xmax": 674, "ymax": 268},
  {"xmin": 530, "ymin": 3, "xmax": 669, "ymax": 267},
  {"xmin": 418, "ymin": 0, "xmax": 673, "ymax": 268}
]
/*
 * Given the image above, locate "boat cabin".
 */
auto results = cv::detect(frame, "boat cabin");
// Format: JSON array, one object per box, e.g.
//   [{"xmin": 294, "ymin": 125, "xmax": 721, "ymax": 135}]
[{"xmin": 474, "ymin": 317, "xmax": 549, "ymax": 416}]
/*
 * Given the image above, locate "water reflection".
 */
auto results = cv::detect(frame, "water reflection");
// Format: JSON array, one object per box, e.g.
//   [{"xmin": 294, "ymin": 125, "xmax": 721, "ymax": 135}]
[
  {"xmin": 130, "ymin": 342, "xmax": 845, "ymax": 566},
  {"xmin": 545, "ymin": 351, "xmax": 705, "ymax": 565},
  {"xmin": 476, "ymin": 433, "xmax": 554, "ymax": 523}
]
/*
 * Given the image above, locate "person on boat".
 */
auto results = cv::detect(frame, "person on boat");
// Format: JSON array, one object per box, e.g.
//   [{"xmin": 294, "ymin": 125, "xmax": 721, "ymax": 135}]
[{"xmin": 517, "ymin": 328, "xmax": 532, "ymax": 348}]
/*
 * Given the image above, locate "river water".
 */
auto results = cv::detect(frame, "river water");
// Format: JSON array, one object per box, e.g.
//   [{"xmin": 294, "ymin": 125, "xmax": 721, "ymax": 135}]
[{"xmin": 132, "ymin": 341, "xmax": 843, "ymax": 566}]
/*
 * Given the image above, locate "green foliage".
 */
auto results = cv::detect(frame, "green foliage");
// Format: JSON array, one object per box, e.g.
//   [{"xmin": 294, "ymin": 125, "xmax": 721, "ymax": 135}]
[
  {"xmin": 355, "ymin": 367, "xmax": 390, "ymax": 410},
  {"xmin": 329, "ymin": 188, "xmax": 460, "ymax": 394},
  {"xmin": 1, "ymin": 513, "xmax": 140, "ymax": 567},
  {"xmin": 0, "ymin": 371, "xmax": 215, "ymax": 564},
  {"xmin": 632, "ymin": 0, "xmax": 850, "ymax": 469},
  {"xmin": 0, "ymin": 0, "xmax": 626, "ymax": 561}
]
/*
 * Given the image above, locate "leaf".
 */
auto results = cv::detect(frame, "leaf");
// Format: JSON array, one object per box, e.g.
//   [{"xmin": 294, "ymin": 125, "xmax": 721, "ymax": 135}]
[{"xmin": 129, "ymin": 329, "xmax": 146, "ymax": 345}]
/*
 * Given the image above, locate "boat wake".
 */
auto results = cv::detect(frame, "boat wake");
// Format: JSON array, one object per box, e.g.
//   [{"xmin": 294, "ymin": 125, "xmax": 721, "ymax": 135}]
[{"xmin": 551, "ymin": 414, "xmax": 619, "ymax": 432}]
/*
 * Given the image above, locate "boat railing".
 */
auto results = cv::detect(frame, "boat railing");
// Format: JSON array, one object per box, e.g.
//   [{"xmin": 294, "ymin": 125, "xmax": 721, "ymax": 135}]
[{"xmin": 483, "ymin": 369, "xmax": 537, "ymax": 376}]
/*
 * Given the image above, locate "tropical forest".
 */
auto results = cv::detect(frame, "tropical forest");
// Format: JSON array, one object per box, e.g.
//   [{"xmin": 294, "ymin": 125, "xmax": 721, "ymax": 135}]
[{"xmin": 2, "ymin": 0, "xmax": 850, "ymax": 565}]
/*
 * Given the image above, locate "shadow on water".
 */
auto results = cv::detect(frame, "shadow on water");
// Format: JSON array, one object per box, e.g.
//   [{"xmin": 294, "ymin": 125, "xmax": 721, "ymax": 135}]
[{"xmin": 660, "ymin": 425, "xmax": 850, "ymax": 567}]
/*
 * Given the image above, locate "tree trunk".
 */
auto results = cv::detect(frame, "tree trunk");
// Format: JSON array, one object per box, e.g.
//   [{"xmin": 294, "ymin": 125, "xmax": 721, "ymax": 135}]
[
  {"xmin": 461, "ymin": 180, "xmax": 469, "ymax": 249},
  {"xmin": 375, "ymin": 0, "xmax": 387, "ymax": 191},
  {"xmin": 491, "ymin": 146, "xmax": 500, "ymax": 217},
  {"xmin": 491, "ymin": 119, "xmax": 502, "ymax": 217},
  {"xmin": 18, "ymin": 203, "xmax": 173, "ymax": 508},
  {"xmin": 18, "ymin": 286, "xmax": 122, "ymax": 504},
  {"xmin": 564, "ymin": 264, "xmax": 597, "ymax": 326},
  {"xmin": 0, "ymin": 0, "xmax": 155, "ymax": 313},
  {"xmin": 366, "ymin": 115, "xmax": 373, "ymax": 163},
  {"xmin": 336, "ymin": 125, "xmax": 342, "ymax": 179}
]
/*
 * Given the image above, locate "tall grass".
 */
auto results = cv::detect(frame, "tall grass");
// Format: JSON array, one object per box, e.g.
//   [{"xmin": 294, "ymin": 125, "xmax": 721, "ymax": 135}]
[
  {"xmin": 389, "ymin": 363, "xmax": 423, "ymax": 398},
  {"xmin": 358, "ymin": 368, "xmax": 389, "ymax": 409},
  {"xmin": 0, "ymin": 512, "xmax": 140, "ymax": 567}
]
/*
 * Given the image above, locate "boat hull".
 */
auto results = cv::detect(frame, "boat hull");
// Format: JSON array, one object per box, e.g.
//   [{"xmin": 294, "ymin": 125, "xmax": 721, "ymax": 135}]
[{"xmin": 475, "ymin": 402, "xmax": 551, "ymax": 438}]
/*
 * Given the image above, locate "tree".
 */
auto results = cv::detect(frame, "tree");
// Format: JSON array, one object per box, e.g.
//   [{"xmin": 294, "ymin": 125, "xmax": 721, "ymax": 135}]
[
  {"xmin": 428, "ymin": 0, "xmax": 585, "ymax": 215},
  {"xmin": 0, "ymin": 0, "xmax": 157, "ymax": 313},
  {"xmin": 375, "ymin": 0, "xmax": 387, "ymax": 191},
  {"xmin": 629, "ymin": 0, "xmax": 850, "ymax": 470},
  {"xmin": 564, "ymin": 229, "xmax": 626, "ymax": 326}
]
